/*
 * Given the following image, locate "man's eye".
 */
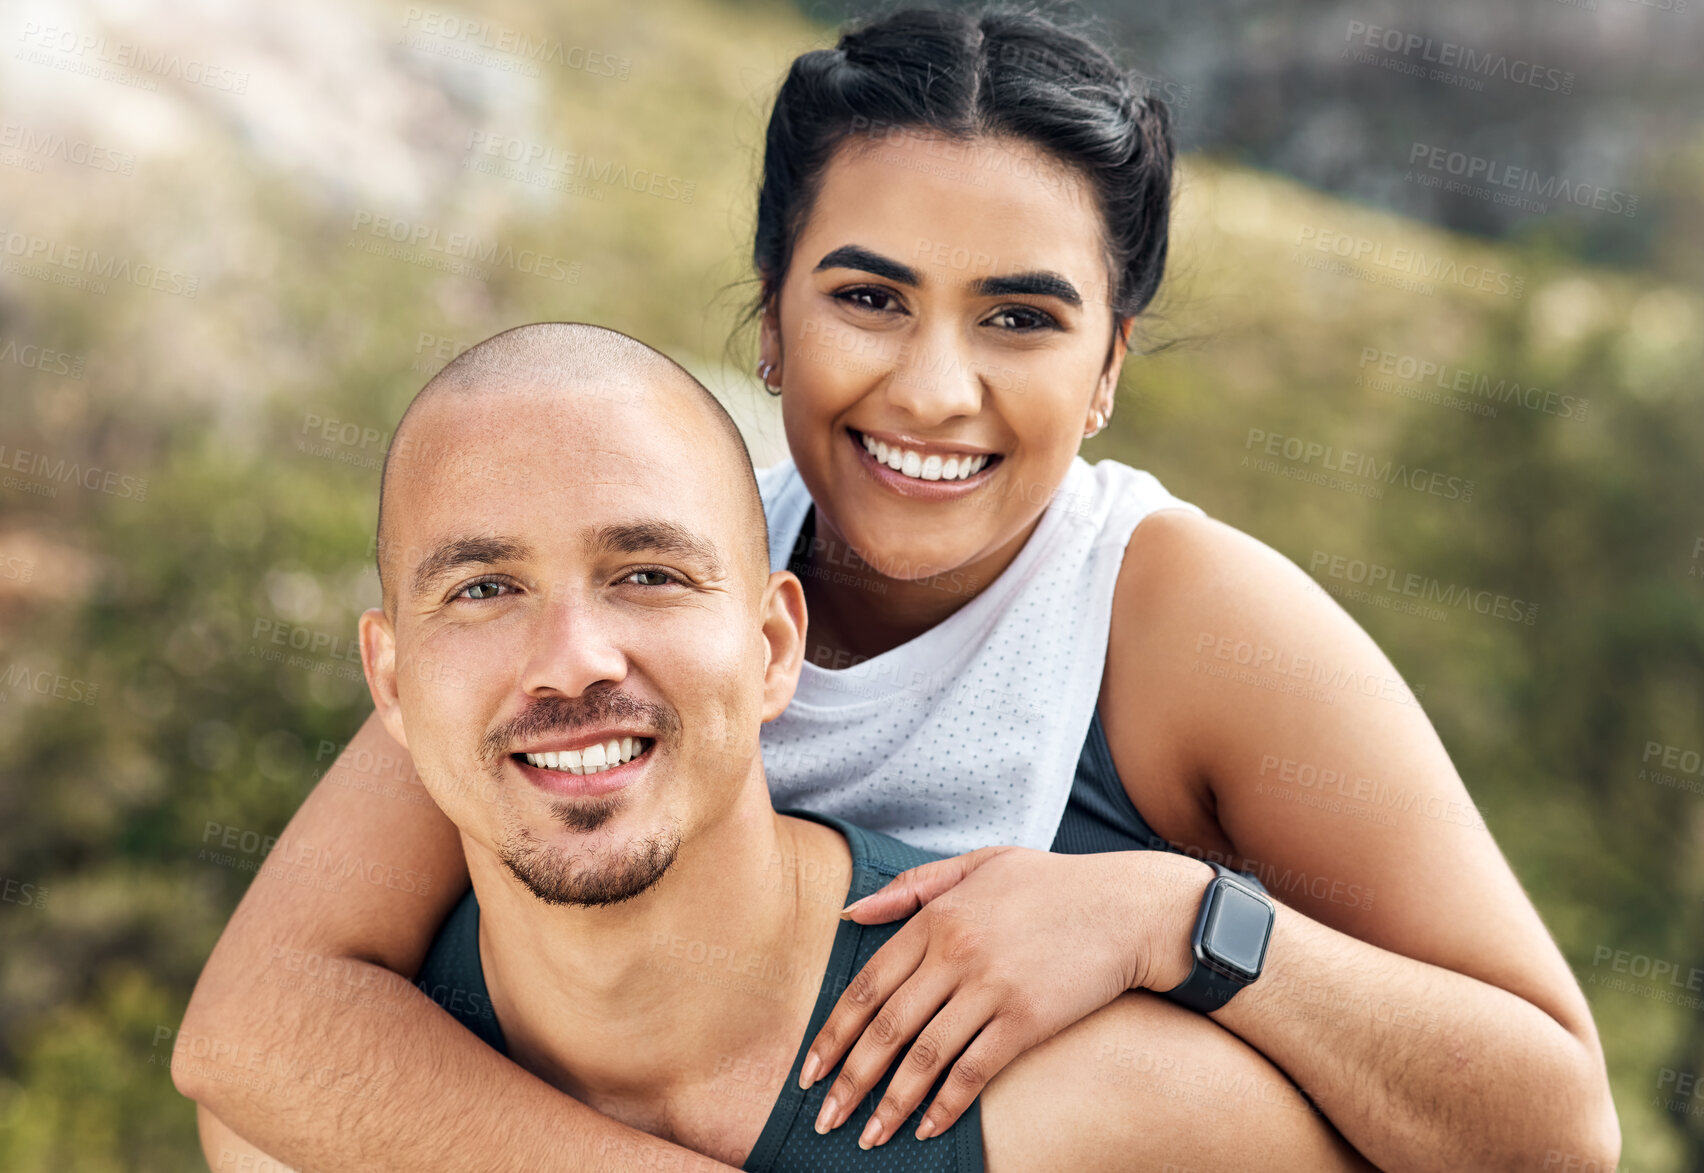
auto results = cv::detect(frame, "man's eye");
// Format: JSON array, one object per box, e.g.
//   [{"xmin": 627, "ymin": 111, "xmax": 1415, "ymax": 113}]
[
  {"xmin": 456, "ymin": 580, "xmax": 511, "ymax": 601},
  {"xmin": 624, "ymin": 569, "xmax": 678, "ymax": 587}
]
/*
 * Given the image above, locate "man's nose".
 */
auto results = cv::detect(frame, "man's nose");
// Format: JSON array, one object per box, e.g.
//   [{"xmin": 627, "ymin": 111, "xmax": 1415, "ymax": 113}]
[{"xmin": 519, "ymin": 586, "xmax": 628, "ymax": 697}]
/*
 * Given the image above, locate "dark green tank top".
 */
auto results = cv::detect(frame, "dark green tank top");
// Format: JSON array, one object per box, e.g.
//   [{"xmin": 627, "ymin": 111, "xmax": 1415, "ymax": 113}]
[{"xmin": 415, "ymin": 808, "xmax": 984, "ymax": 1173}]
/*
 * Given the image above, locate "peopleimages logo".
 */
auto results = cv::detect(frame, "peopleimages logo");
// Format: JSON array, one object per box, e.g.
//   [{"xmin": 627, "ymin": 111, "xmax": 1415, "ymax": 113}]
[
  {"xmin": 0, "ymin": 120, "xmax": 135, "ymax": 174},
  {"xmin": 0, "ymin": 662, "xmax": 99, "ymax": 705},
  {"xmin": 1309, "ymin": 550, "xmax": 1540, "ymax": 627},
  {"xmin": 399, "ymin": 7, "xmax": 631, "ymax": 80},
  {"xmin": 1342, "ymin": 21, "xmax": 1574, "ymax": 93},
  {"xmin": 1294, "ymin": 225, "xmax": 1524, "ymax": 299},
  {"xmin": 1244, "ymin": 428, "xmax": 1477, "ymax": 503},
  {"xmin": 1407, "ymin": 143, "xmax": 1637, "ymax": 218},
  {"xmin": 0, "ymin": 229, "xmax": 199, "ymax": 297},
  {"xmin": 1356, "ymin": 347, "xmax": 1589, "ymax": 422},
  {"xmin": 0, "ymin": 440, "xmax": 148, "ymax": 500},
  {"xmin": 1641, "ymin": 740, "xmax": 1704, "ymax": 797},
  {"xmin": 348, "ymin": 211, "xmax": 580, "ymax": 283},
  {"xmin": 0, "ymin": 337, "xmax": 86, "ymax": 380},
  {"xmin": 463, "ymin": 132, "xmax": 696, "ymax": 203},
  {"xmin": 16, "ymin": 21, "xmax": 252, "ymax": 93}
]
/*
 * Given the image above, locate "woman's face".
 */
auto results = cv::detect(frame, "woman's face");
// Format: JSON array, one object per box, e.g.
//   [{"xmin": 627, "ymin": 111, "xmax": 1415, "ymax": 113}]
[{"xmin": 765, "ymin": 130, "xmax": 1128, "ymax": 587}]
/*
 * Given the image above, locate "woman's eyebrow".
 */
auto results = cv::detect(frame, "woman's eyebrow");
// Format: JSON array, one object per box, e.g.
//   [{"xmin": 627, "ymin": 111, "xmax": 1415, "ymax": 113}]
[
  {"xmin": 814, "ymin": 244, "xmax": 918, "ymax": 285},
  {"xmin": 971, "ymin": 271, "xmax": 1083, "ymax": 308},
  {"xmin": 815, "ymin": 244, "xmax": 1083, "ymax": 308}
]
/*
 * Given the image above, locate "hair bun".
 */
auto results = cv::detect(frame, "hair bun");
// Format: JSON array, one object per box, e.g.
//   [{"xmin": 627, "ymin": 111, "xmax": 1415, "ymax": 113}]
[{"xmin": 751, "ymin": 5, "xmax": 1175, "ymax": 321}]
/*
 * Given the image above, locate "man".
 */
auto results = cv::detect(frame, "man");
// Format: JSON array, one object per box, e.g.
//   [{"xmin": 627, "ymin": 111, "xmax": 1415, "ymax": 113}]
[{"xmin": 193, "ymin": 323, "xmax": 1369, "ymax": 1171}]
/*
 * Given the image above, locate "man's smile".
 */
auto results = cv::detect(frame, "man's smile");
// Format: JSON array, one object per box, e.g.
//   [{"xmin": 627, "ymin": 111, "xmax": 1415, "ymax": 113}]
[{"xmin": 510, "ymin": 733, "xmax": 656, "ymax": 796}]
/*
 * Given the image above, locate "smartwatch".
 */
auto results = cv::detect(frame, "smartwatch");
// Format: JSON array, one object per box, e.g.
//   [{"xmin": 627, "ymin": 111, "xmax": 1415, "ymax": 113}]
[{"xmin": 1161, "ymin": 862, "xmax": 1275, "ymax": 1013}]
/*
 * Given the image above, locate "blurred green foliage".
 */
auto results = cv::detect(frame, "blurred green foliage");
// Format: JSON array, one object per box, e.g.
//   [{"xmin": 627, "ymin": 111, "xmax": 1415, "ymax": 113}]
[{"xmin": 0, "ymin": 0, "xmax": 1700, "ymax": 1169}]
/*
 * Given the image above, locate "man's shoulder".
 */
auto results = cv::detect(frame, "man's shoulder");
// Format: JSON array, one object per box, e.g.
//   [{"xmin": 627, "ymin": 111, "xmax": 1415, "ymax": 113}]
[{"xmin": 774, "ymin": 807, "xmax": 945, "ymax": 904}]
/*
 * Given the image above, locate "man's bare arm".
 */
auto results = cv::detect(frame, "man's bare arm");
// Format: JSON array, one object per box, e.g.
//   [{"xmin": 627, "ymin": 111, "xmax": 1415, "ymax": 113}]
[
  {"xmin": 981, "ymin": 989, "xmax": 1374, "ymax": 1172},
  {"xmin": 174, "ymin": 710, "xmax": 738, "ymax": 1173},
  {"xmin": 199, "ymin": 1104, "xmax": 302, "ymax": 1173}
]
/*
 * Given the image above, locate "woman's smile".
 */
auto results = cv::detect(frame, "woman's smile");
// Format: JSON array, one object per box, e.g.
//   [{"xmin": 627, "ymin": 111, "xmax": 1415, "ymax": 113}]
[{"xmin": 847, "ymin": 426, "xmax": 1004, "ymax": 499}]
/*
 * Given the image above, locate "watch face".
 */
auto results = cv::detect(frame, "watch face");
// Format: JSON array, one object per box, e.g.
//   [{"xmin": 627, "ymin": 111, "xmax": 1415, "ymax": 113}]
[{"xmin": 1203, "ymin": 881, "xmax": 1273, "ymax": 979}]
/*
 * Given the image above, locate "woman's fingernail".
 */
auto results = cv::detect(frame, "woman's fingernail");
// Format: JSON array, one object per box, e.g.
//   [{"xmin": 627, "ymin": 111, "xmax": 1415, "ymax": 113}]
[
  {"xmin": 839, "ymin": 896, "xmax": 867, "ymax": 919},
  {"xmin": 859, "ymin": 1114, "xmax": 884, "ymax": 1149},
  {"xmin": 814, "ymin": 1094, "xmax": 839, "ymax": 1134},
  {"xmin": 798, "ymin": 1052, "xmax": 821, "ymax": 1089},
  {"xmin": 915, "ymin": 1114, "xmax": 937, "ymax": 1140}
]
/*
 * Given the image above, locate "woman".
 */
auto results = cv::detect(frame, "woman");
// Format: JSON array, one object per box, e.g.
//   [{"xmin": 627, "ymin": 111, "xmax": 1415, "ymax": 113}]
[{"xmin": 181, "ymin": 7, "xmax": 1619, "ymax": 1171}]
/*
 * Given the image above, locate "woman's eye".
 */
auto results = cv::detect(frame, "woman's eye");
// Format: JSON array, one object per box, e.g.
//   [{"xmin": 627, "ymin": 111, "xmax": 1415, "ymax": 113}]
[
  {"xmin": 834, "ymin": 287, "xmax": 902, "ymax": 314},
  {"xmin": 986, "ymin": 305, "xmax": 1058, "ymax": 331},
  {"xmin": 624, "ymin": 569, "xmax": 677, "ymax": 587},
  {"xmin": 456, "ymin": 580, "xmax": 511, "ymax": 601}
]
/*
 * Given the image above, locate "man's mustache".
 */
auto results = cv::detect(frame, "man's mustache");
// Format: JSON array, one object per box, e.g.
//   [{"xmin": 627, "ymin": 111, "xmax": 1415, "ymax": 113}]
[{"xmin": 479, "ymin": 690, "xmax": 681, "ymax": 764}]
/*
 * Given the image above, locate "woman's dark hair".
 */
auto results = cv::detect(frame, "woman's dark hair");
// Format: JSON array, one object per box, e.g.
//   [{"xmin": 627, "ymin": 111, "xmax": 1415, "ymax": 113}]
[{"xmin": 752, "ymin": 4, "xmax": 1174, "ymax": 328}]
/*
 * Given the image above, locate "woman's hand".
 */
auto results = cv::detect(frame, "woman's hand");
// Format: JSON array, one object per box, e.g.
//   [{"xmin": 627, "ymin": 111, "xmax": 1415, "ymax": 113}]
[{"xmin": 798, "ymin": 845, "xmax": 1211, "ymax": 1147}]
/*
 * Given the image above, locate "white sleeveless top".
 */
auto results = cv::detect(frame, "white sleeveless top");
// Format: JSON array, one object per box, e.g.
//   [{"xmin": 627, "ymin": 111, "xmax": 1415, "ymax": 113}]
[{"xmin": 756, "ymin": 456, "xmax": 1205, "ymax": 856}]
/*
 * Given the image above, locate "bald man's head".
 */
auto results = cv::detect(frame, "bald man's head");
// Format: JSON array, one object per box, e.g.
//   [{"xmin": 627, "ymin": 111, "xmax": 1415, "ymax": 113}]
[
  {"xmin": 357, "ymin": 323, "xmax": 810, "ymax": 914},
  {"xmin": 375, "ymin": 322, "xmax": 768, "ymax": 613}
]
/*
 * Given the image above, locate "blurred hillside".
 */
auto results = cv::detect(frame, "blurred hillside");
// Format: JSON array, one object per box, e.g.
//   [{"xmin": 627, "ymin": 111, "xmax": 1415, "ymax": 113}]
[
  {"xmin": 821, "ymin": 0, "xmax": 1704, "ymax": 279},
  {"xmin": 1, "ymin": 0, "xmax": 1700, "ymax": 1169}
]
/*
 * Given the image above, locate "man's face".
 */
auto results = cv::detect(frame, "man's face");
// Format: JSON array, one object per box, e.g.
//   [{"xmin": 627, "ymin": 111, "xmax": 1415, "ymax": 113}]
[{"xmin": 363, "ymin": 381, "xmax": 775, "ymax": 906}]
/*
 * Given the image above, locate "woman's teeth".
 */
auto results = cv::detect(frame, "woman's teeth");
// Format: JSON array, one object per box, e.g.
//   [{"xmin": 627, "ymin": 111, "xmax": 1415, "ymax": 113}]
[
  {"xmin": 523, "ymin": 738, "xmax": 647, "ymax": 776},
  {"xmin": 860, "ymin": 433, "xmax": 989, "ymax": 481}
]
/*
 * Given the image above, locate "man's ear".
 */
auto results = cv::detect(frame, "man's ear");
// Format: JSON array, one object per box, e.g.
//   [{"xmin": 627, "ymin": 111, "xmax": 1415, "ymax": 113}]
[
  {"xmin": 358, "ymin": 608, "xmax": 408, "ymax": 751},
  {"xmin": 758, "ymin": 570, "xmax": 807, "ymax": 722}
]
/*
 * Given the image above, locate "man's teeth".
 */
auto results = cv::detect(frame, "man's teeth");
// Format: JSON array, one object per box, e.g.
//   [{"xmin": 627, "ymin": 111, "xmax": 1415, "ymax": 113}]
[
  {"xmin": 860, "ymin": 433, "xmax": 989, "ymax": 481},
  {"xmin": 523, "ymin": 737, "xmax": 646, "ymax": 776}
]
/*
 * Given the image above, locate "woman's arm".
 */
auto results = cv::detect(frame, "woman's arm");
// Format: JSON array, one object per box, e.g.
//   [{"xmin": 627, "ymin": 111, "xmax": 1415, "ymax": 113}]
[
  {"xmin": 1095, "ymin": 509, "xmax": 1620, "ymax": 1173},
  {"xmin": 174, "ymin": 710, "xmax": 738, "ymax": 1173},
  {"xmin": 800, "ymin": 510, "xmax": 1617, "ymax": 1171}
]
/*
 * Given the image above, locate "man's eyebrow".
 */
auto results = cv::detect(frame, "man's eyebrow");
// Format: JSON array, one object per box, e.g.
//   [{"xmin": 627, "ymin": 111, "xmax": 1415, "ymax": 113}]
[
  {"xmin": 970, "ymin": 270, "xmax": 1083, "ymax": 308},
  {"xmin": 410, "ymin": 536, "xmax": 533, "ymax": 599},
  {"xmin": 815, "ymin": 244, "xmax": 919, "ymax": 286},
  {"xmin": 588, "ymin": 520, "xmax": 726, "ymax": 579}
]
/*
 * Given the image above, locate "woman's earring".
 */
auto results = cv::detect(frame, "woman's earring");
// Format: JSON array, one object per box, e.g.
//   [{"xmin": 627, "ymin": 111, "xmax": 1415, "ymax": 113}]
[
  {"xmin": 1084, "ymin": 408, "xmax": 1109, "ymax": 438},
  {"xmin": 757, "ymin": 359, "xmax": 781, "ymax": 397}
]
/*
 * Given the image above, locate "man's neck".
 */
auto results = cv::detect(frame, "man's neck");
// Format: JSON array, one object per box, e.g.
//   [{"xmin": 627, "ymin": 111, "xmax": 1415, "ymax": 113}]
[{"xmin": 465, "ymin": 788, "xmax": 852, "ymax": 1154}]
